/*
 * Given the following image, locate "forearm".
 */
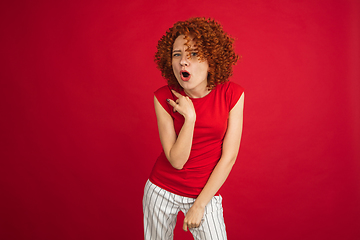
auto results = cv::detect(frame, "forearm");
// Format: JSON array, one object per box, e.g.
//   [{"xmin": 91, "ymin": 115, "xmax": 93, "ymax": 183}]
[
  {"xmin": 193, "ymin": 156, "xmax": 236, "ymax": 208},
  {"xmin": 167, "ymin": 118, "xmax": 195, "ymax": 169},
  {"xmin": 193, "ymin": 92, "xmax": 244, "ymax": 206}
]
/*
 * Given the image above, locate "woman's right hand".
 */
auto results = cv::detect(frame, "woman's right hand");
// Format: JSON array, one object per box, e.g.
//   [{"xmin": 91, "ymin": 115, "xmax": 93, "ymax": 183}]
[
  {"xmin": 155, "ymin": 90, "xmax": 196, "ymax": 169},
  {"xmin": 167, "ymin": 90, "xmax": 196, "ymax": 121}
]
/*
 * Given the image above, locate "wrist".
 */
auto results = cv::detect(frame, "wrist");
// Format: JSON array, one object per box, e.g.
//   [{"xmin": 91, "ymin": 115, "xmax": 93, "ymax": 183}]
[
  {"xmin": 184, "ymin": 113, "xmax": 196, "ymax": 123},
  {"xmin": 193, "ymin": 199, "xmax": 206, "ymax": 209}
]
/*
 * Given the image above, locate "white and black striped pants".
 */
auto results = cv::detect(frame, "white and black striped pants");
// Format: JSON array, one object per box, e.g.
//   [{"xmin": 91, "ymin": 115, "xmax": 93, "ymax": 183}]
[{"xmin": 143, "ymin": 180, "xmax": 227, "ymax": 240}]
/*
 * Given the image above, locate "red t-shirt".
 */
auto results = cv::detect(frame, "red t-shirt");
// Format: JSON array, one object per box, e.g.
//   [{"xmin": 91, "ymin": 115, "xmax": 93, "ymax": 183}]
[{"xmin": 149, "ymin": 81, "xmax": 244, "ymax": 198}]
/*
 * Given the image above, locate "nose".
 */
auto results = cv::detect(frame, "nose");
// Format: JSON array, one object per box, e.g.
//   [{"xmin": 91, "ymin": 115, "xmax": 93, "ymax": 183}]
[{"xmin": 180, "ymin": 54, "xmax": 189, "ymax": 66}]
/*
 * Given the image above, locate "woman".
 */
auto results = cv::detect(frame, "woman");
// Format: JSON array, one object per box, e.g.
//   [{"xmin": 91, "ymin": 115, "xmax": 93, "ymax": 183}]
[{"xmin": 143, "ymin": 17, "xmax": 244, "ymax": 240}]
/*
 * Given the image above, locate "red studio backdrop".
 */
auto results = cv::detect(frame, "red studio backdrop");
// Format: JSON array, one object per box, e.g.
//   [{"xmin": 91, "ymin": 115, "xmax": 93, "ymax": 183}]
[{"xmin": 1, "ymin": 0, "xmax": 359, "ymax": 239}]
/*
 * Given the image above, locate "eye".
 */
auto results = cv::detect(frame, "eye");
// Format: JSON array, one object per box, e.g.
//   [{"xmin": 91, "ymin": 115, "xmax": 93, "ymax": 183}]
[
  {"xmin": 190, "ymin": 52, "xmax": 198, "ymax": 57},
  {"xmin": 173, "ymin": 53, "xmax": 181, "ymax": 57}
]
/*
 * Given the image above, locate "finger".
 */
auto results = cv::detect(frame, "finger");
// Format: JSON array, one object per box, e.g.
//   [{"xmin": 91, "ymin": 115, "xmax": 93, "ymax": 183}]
[
  {"xmin": 183, "ymin": 220, "xmax": 188, "ymax": 232},
  {"xmin": 171, "ymin": 89, "xmax": 182, "ymax": 98},
  {"xmin": 166, "ymin": 99, "xmax": 178, "ymax": 113},
  {"xmin": 166, "ymin": 98, "xmax": 177, "ymax": 108},
  {"xmin": 189, "ymin": 220, "xmax": 201, "ymax": 229}
]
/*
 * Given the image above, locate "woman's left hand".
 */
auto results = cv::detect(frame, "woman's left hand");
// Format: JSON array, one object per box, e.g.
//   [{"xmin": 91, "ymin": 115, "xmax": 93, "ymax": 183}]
[{"xmin": 183, "ymin": 204, "xmax": 205, "ymax": 231}]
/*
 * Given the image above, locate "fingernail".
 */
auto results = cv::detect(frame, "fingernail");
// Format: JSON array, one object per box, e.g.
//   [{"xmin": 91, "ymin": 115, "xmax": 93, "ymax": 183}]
[{"xmin": 166, "ymin": 99, "xmax": 170, "ymax": 102}]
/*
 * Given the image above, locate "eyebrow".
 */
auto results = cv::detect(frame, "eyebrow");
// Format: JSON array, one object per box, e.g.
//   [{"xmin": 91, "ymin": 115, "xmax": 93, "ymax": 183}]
[{"xmin": 172, "ymin": 50, "xmax": 181, "ymax": 53}]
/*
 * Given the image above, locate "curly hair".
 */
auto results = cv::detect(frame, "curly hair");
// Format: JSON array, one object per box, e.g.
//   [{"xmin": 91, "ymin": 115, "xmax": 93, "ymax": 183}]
[{"xmin": 155, "ymin": 17, "xmax": 239, "ymax": 90}]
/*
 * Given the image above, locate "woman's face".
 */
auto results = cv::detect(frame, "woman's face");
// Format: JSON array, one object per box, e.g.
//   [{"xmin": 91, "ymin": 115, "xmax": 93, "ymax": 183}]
[{"xmin": 172, "ymin": 35, "xmax": 209, "ymax": 95}]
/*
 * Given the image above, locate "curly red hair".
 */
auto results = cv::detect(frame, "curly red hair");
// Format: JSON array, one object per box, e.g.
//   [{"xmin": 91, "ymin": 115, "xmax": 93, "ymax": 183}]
[{"xmin": 155, "ymin": 17, "xmax": 239, "ymax": 90}]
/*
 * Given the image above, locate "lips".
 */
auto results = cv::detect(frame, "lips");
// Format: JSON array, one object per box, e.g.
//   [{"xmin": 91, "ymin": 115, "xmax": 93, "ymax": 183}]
[{"xmin": 180, "ymin": 70, "xmax": 191, "ymax": 81}]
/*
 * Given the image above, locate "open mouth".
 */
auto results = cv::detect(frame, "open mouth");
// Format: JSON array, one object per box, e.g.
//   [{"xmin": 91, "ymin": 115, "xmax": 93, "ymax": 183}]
[
  {"xmin": 182, "ymin": 72, "xmax": 189, "ymax": 78},
  {"xmin": 180, "ymin": 70, "xmax": 191, "ymax": 81}
]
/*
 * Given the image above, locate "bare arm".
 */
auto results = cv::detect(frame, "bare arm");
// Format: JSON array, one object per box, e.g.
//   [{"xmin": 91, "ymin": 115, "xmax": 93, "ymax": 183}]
[
  {"xmin": 183, "ymin": 92, "xmax": 245, "ymax": 231},
  {"xmin": 154, "ymin": 90, "xmax": 196, "ymax": 170}
]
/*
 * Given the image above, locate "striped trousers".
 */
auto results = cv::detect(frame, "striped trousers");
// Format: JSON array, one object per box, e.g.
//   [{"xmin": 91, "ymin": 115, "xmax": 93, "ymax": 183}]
[{"xmin": 143, "ymin": 180, "xmax": 227, "ymax": 240}]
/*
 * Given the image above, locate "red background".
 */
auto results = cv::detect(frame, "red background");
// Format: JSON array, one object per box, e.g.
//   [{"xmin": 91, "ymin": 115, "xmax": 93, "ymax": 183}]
[{"xmin": 1, "ymin": 0, "xmax": 359, "ymax": 239}]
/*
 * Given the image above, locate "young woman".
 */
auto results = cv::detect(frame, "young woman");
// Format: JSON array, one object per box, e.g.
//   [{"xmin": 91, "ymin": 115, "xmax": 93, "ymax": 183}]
[{"xmin": 143, "ymin": 17, "xmax": 244, "ymax": 240}]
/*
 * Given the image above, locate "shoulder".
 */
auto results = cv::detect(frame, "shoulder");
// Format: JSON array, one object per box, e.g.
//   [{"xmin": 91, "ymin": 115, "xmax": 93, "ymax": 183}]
[
  {"xmin": 225, "ymin": 81, "xmax": 244, "ymax": 93},
  {"xmin": 154, "ymin": 85, "xmax": 172, "ymax": 96},
  {"xmin": 217, "ymin": 81, "xmax": 244, "ymax": 110},
  {"xmin": 154, "ymin": 85, "xmax": 173, "ymax": 114},
  {"xmin": 216, "ymin": 81, "xmax": 244, "ymax": 96},
  {"xmin": 154, "ymin": 85, "xmax": 175, "ymax": 100}
]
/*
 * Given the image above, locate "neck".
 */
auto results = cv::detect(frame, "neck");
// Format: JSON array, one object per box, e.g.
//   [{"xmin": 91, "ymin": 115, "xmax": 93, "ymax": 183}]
[{"xmin": 184, "ymin": 88, "xmax": 211, "ymax": 98}]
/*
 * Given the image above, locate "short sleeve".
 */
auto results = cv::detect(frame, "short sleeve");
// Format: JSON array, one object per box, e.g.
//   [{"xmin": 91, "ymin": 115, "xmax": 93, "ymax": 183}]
[
  {"xmin": 154, "ymin": 85, "xmax": 174, "ymax": 115},
  {"xmin": 226, "ymin": 82, "xmax": 244, "ymax": 111}
]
